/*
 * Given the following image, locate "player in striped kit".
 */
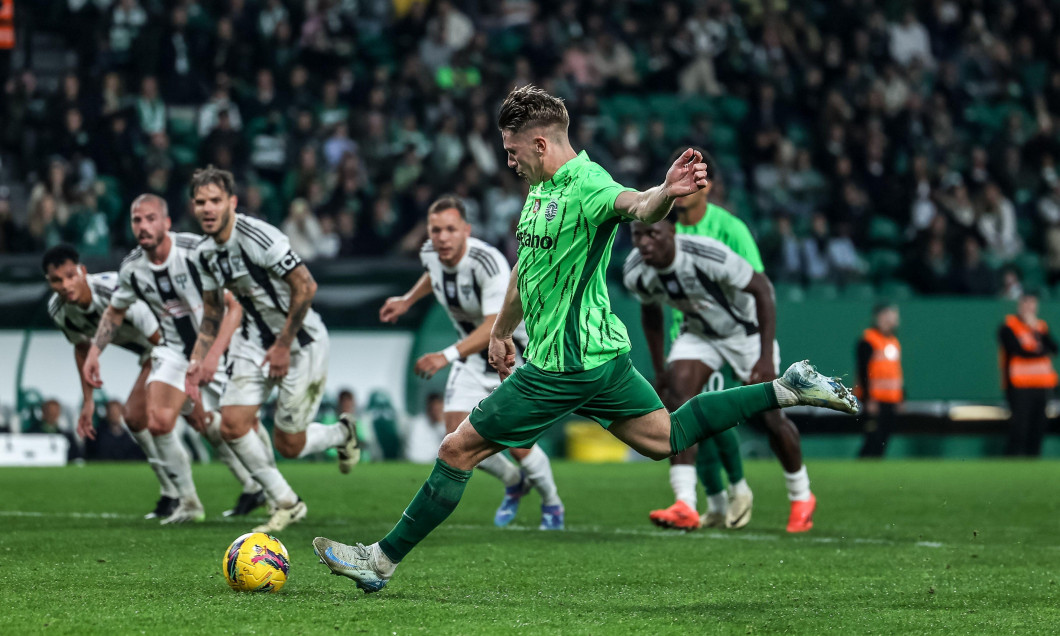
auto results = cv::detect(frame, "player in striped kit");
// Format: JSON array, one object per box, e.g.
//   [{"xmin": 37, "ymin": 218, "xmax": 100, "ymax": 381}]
[
  {"xmin": 83, "ymin": 194, "xmax": 271, "ymax": 523},
  {"xmin": 186, "ymin": 166, "xmax": 360, "ymax": 534},
  {"xmin": 42, "ymin": 245, "xmax": 175, "ymax": 519},
  {"xmin": 380, "ymin": 196, "xmax": 564, "ymax": 529}
]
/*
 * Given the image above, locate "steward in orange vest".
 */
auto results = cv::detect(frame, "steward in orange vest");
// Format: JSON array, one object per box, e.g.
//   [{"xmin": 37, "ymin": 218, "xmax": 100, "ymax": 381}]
[
  {"xmin": 856, "ymin": 304, "xmax": 903, "ymax": 458},
  {"xmin": 998, "ymin": 292, "xmax": 1058, "ymax": 457}
]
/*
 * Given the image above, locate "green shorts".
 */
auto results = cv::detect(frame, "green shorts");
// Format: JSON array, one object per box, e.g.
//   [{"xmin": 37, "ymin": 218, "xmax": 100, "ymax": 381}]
[{"xmin": 469, "ymin": 353, "xmax": 664, "ymax": 448}]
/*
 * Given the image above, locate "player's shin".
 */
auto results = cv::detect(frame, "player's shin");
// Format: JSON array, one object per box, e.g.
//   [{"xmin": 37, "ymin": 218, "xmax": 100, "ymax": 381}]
[
  {"xmin": 519, "ymin": 446, "xmax": 562, "ymax": 507},
  {"xmin": 378, "ymin": 459, "xmax": 472, "ymax": 563},
  {"xmin": 203, "ymin": 412, "xmax": 260, "ymax": 494},
  {"xmin": 297, "ymin": 421, "xmax": 349, "ymax": 458},
  {"xmin": 153, "ymin": 429, "xmax": 200, "ymax": 500},
  {"xmin": 227, "ymin": 430, "xmax": 299, "ymax": 507},
  {"xmin": 130, "ymin": 428, "xmax": 179, "ymax": 498},
  {"xmin": 669, "ymin": 384, "xmax": 779, "ymax": 454},
  {"xmin": 476, "ymin": 452, "xmax": 522, "ymax": 487}
]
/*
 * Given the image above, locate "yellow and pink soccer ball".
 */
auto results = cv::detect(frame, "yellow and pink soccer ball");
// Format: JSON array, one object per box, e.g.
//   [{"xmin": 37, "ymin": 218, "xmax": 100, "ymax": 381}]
[{"xmin": 222, "ymin": 532, "xmax": 290, "ymax": 593}]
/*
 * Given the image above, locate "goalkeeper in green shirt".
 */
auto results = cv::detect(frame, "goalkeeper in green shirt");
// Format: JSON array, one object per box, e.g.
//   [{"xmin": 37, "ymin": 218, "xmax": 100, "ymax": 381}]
[{"xmin": 313, "ymin": 86, "xmax": 858, "ymax": 593}]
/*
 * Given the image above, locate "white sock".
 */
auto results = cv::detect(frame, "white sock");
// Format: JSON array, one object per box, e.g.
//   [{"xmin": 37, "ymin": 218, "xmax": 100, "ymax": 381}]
[
  {"xmin": 772, "ymin": 379, "xmax": 798, "ymax": 407},
  {"xmin": 707, "ymin": 492, "xmax": 728, "ymax": 514},
  {"xmin": 670, "ymin": 464, "xmax": 698, "ymax": 508},
  {"xmin": 731, "ymin": 478, "xmax": 752, "ymax": 497},
  {"xmin": 203, "ymin": 413, "xmax": 260, "ymax": 494},
  {"xmin": 519, "ymin": 445, "xmax": 562, "ymax": 507},
  {"xmin": 227, "ymin": 430, "xmax": 298, "ymax": 507},
  {"xmin": 153, "ymin": 430, "xmax": 199, "ymax": 501},
  {"xmin": 130, "ymin": 427, "xmax": 179, "ymax": 498},
  {"xmin": 784, "ymin": 465, "xmax": 812, "ymax": 502},
  {"xmin": 477, "ymin": 452, "xmax": 522, "ymax": 487},
  {"xmin": 297, "ymin": 421, "xmax": 349, "ymax": 458},
  {"xmin": 254, "ymin": 421, "xmax": 277, "ymax": 468},
  {"xmin": 370, "ymin": 542, "xmax": 398, "ymax": 577}
]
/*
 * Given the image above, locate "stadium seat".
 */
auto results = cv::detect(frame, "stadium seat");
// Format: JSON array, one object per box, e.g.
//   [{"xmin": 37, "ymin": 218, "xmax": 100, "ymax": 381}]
[
  {"xmin": 716, "ymin": 95, "xmax": 748, "ymax": 124},
  {"xmin": 805, "ymin": 282, "xmax": 839, "ymax": 300},
  {"xmin": 842, "ymin": 281, "xmax": 876, "ymax": 301},
  {"xmin": 868, "ymin": 216, "xmax": 902, "ymax": 248},
  {"xmin": 876, "ymin": 280, "xmax": 914, "ymax": 300},
  {"xmin": 867, "ymin": 249, "xmax": 903, "ymax": 282},
  {"xmin": 773, "ymin": 282, "xmax": 805, "ymax": 302}
]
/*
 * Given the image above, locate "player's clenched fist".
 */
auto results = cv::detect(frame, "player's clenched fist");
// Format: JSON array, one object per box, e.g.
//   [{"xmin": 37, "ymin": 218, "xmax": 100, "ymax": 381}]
[{"xmin": 488, "ymin": 333, "xmax": 517, "ymax": 380}]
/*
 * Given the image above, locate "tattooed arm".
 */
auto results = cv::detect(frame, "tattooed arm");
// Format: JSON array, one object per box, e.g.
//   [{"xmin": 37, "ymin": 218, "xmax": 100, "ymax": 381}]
[
  {"xmin": 185, "ymin": 288, "xmax": 225, "ymax": 401},
  {"xmin": 82, "ymin": 305, "xmax": 128, "ymax": 388},
  {"xmin": 259, "ymin": 264, "xmax": 317, "ymax": 379}
]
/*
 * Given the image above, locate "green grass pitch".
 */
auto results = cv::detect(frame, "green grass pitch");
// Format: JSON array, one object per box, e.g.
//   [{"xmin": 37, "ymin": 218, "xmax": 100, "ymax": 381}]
[{"xmin": 2, "ymin": 459, "xmax": 1059, "ymax": 634}]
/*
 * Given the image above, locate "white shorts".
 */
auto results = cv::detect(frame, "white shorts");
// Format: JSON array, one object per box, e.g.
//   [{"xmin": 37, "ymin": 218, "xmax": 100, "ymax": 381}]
[
  {"xmin": 444, "ymin": 359, "xmax": 501, "ymax": 414},
  {"xmin": 220, "ymin": 335, "xmax": 329, "ymax": 434},
  {"xmin": 147, "ymin": 346, "xmax": 225, "ymax": 414},
  {"xmin": 667, "ymin": 332, "xmax": 781, "ymax": 383}
]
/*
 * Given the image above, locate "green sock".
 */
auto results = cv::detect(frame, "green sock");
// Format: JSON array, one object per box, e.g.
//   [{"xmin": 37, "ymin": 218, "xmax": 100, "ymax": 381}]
[
  {"xmin": 379, "ymin": 459, "xmax": 472, "ymax": 563},
  {"xmin": 669, "ymin": 383, "xmax": 779, "ymax": 455},
  {"xmin": 695, "ymin": 439, "xmax": 726, "ymax": 496},
  {"xmin": 714, "ymin": 427, "xmax": 744, "ymax": 484}
]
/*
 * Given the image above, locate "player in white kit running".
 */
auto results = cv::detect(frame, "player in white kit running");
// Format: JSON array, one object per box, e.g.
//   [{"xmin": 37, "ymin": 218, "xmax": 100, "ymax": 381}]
[
  {"xmin": 83, "ymin": 194, "xmax": 274, "ymax": 523},
  {"xmin": 380, "ymin": 196, "xmax": 564, "ymax": 529},
  {"xmin": 185, "ymin": 166, "xmax": 360, "ymax": 534},
  {"xmin": 42, "ymin": 245, "xmax": 174, "ymax": 519},
  {"xmin": 624, "ymin": 216, "xmax": 816, "ymax": 532}
]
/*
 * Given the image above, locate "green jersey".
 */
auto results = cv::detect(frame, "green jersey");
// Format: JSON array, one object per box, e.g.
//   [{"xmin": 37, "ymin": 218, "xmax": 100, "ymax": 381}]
[
  {"xmin": 516, "ymin": 151, "xmax": 635, "ymax": 372},
  {"xmin": 676, "ymin": 203, "xmax": 763, "ymax": 271},
  {"xmin": 671, "ymin": 203, "xmax": 763, "ymax": 340}
]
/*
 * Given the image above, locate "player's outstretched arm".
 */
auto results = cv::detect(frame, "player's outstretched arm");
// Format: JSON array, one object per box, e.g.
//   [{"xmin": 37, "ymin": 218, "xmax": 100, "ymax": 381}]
[
  {"xmin": 73, "ymin": 343, "xmax": 98, "ymax": 439},
  {"xmin": 489, "ymin": 264, "xmax": 524, "ymax": 380},
  {"xmin": 414, "ymin": 313, "xmax": 496, "ymax": 380},
  {"xmin": 82, "ymin": 304, "xmax": 129, "ymax": 388},
  {"xmin": 380, "ymin": 272, "xmax": 432, "ymax": 324},
  {"xmin": 743, "ymin": 272, "xmax": 778, "ymax": 383},
  {"xmin": 200, "ymin": 290, "xmax": 241, "ymax": 381},
  {"xmin": 614, "ymin": 148, "xmax": 709, "ymax": 224},
  {"xmin": 186, "ymin": 287, "xmax": 224, "ymax": 402}
]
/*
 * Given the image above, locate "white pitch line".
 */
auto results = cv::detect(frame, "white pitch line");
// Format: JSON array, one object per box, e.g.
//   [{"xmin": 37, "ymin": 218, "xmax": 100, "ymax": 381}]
[{"xmin": 0, "ymin": 510, "xmax": 945, "ymax": 549}]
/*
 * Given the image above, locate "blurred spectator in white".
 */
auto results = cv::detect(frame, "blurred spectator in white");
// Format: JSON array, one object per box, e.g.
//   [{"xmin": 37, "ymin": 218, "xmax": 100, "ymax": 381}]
[
  {"xmin": 828, "ymin": 222, "xmax": 866, "ymax": 284},
  {"xmin": 936, "ymin": 174, "xmax": 977, "ymax": 233},
  {"xmin": 197, "ymin": 76, "xmax": 243, "ymax": 137},
  {"xmin": 801, "ymin": 212, "xmax": 833, "ymax": 282},
  {"xmin": 977, "ymin": 181, "xmax": 1021, "ymax": 260},
  {"xmin": 889, "ymin": 9, "xmax": 934, "ymax": 68},
  {"xmin": 433, "ymin": 1, "xmax": 474, "ymax": 51},
  {"xmin": 405, "ymin": 393, "xmax": 446, "ymax": 464},
  {"xmin": 135, "ymin": 75, "xmax": 166, "ymax": 135},
  {"xmin": 323, "ymin": 123, "xmax": 359, "ymax": 169},
  {"xmin": 258, "ymin": 0, "xmax": 289, "ymax": 39},
  {"xmin": 591, "ymin": 32, "xmax": 638, "ymax": 90},
  {"xmin": 283, "ymin": 198, "xmax": 336, "ymax": 261},
  {"xmin": 108, "ymin": 0, "xmax": 148, "ymax": 68},
  {"xmin": 431, "ymin": 116, "xmax": 466, "ymax": 179},
  {"xmin": 999, "ymin": 266, "xmax": 1025, "ymax": 302}
]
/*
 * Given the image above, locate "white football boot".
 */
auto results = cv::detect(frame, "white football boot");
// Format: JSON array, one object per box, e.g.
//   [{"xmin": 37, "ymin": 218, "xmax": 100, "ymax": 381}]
[
  {"xmin": 725, "ymin": 490, "xmax": 753, "ymax": 529},
  {"xmin": 337, "ymin": 413, "xmax": 362, "ymax": 474},
  {"xmin": 700, "ymin": 511, "xmax": 726, "ymax": 528},
  {"xmin": 252, "ymin": 499, "xmax": 307, "ymax": 534},
  {"xmin": 160, "ymin": 497, "xmax": 206, "ymax": 525},
  {"xmin": 776, "ymin": 360, "xmax": 859, "ymax": 414},
  {"xmin": 313, "ymin": 538, "xmax": 391, "ymax": 593}
]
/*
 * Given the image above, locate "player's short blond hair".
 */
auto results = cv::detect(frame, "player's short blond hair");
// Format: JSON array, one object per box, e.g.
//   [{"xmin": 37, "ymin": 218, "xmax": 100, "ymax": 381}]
[{"xmin": 497, "ymin": 84, "xmax": 569, "ymax": 134}]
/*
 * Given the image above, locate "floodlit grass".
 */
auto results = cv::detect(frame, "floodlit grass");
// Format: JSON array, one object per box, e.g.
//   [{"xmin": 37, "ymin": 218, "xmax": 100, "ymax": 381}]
[{"xmin": 2, "ymin": 459, "xmax": 1059, "ymax": 634}]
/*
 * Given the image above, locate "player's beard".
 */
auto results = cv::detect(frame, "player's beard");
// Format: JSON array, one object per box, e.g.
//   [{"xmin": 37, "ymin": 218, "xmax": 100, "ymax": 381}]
[{"xmin": 207, "ymin": 205, "xmax": 233, "ymax": 237}]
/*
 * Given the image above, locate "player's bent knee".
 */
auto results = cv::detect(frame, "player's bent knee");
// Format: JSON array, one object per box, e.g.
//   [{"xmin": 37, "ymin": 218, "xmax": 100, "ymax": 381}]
[
  {"xmin": 146, "ymin": 407, "xmax": 178, "ymax": 436},
  {"xmin": 219, "ymin": 414, "xmax": 255, "ymax": 441},
  {"xmin": 273, "ymin": 433, "xmax": 302, "ymax": 459},
  {"xmin": 123, "ymin": 404, "xmax": 147, "ymax": 432}
]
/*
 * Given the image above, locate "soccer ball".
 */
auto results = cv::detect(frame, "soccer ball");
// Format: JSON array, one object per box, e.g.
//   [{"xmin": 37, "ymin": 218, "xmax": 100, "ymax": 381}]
[{"xmin": 222, "ymin": 532, "xmax": 290, "ymax": 593}]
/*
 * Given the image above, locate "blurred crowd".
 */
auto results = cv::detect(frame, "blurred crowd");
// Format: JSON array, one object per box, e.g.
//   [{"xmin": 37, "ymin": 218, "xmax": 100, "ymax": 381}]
[{"xmin": 4, "ymin": 0, "xmax": 1060, "ymax": 295}]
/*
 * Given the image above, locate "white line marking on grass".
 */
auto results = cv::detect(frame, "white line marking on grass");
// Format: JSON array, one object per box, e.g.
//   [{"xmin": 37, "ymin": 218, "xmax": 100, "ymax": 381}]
[{"xmin": 0, "ymin": 511, "xmax": 945, "ymax": 549}]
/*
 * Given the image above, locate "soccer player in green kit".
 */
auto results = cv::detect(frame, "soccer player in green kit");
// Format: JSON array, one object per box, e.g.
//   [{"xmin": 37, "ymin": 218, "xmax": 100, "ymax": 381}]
[
  {"xmin": 649, "ymin": 148, "xmax": 819, "ymax": 533},
  {"xmin": 313, "ymin": 86, "xmax": 858, "ymax": 593}
]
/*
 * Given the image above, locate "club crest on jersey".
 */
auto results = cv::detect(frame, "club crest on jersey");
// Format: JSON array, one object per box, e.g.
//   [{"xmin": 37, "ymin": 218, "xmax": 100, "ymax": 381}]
[
  {"xmin": 174, "ymin": 274, "xmax": 188, "ymax": 288},
  {"xmin": 460, "ymin": 284, "xmax": 472, "ymax": 299},
  {"xmin": 531, "ymin": 199, "xmax": 541, "ymax": 215},
  {"xmin": 159, "ymin": 276, "xmax": 172, "ymax": 293},
  {"xmin": 545, "ymin": 200, "xmax": 558, "ymax": 221}
]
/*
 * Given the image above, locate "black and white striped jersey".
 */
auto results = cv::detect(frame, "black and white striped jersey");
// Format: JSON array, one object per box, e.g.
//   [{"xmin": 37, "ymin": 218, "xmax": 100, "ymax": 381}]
[
  {"xmin": 623, "ymin": 234, "xmax": 758, "ymax": 340},
  {"xmin": 110, "ymin": 232, "xmax": 209, "ymax": 360},
  {"xmin": 195, "ymin": 214, "xmax": 326, "ymax": 354},
  {"xmin": 420, "ymin": 237, "xmax": 528, "ymax": 365},
  {"xmin": 48, "ymin": 271, "xmax": 159, "ymax": 358}
]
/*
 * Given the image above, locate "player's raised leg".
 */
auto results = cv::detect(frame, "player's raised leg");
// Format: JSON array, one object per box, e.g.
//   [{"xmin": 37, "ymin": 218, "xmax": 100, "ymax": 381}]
[
  {"xmin": 124, "ymin": 360, "xmax": 180, "ymax": 519},
  {"xmin": 146, "ymin": 379, "xmax": 205, "ymax": 524}
]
